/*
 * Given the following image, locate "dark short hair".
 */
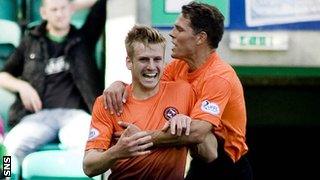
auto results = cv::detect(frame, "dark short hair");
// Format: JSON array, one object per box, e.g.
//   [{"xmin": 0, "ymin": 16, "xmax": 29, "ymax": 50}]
[
  {"xmin": 182, "ymin": 2, "xmax": 224, "ymax": 49},
  {"xmin": 125, "ymin": 25, "xmax": 166, "ymax": 58}
]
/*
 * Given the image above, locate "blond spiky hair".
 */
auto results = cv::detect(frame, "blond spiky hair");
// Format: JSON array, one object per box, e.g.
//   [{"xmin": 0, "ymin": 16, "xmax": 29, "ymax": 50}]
[{"xmin": 125, "ymin": 25, "xmax": 166, "ymax": 58}]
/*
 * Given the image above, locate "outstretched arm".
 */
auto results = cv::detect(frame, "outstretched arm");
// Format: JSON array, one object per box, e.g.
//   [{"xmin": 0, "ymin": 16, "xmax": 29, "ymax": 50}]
[
  {"xmin": 80, "ymin": 0, "xmax": 107, "ymax": 48},
  {"xmin": 70, "ymin": 0, "xmax": 97, "ymax": 12}
]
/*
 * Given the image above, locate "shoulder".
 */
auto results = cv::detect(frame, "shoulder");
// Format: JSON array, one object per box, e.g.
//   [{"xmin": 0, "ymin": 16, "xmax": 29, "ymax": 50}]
[
  {"xmin": 92, "ymin": 96, "xmax": 113, "ymax": 118},
  {"xmin": 163, "ymin": 81, "xmax": 194, "ymax": 92},
  {"xmin": 26, "ymin": 22, "xmax": 47, "ymax": 38},
  {"xmin": 205, "ymin": 58, "xmax": 237, "ymax": 84},
  {"xmin": 93, "ymin": 96, "xmax": 105, "ymax": 109},
  {"xmin": 69, "ymin": 25, "xmax": 81, "ymax": 35},
  {"xmin": 166, "ymin": 59, "xmax": 187, "ymax": 67},
  {"xmin": 164, "ymin": 59, "xmax": 189, "ymax": 77}
]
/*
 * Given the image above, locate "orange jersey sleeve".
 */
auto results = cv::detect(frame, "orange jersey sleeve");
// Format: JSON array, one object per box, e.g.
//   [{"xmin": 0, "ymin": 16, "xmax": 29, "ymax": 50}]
[
  {"xmin": 85, "ymin": 96, "xmax": 115, "ymax": 150},
  {"xmin": 190, "ymin": 75, "xmax": 231, "ymax": 128}
]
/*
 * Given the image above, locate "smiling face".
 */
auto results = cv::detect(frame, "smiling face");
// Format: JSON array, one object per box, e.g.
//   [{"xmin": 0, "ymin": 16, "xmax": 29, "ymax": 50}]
[
  {"xmin": 170, "ymin": 15, "xmax": 198, "ymax": 61},
  {"xmin": 127, "ymin": 42, "xmax": 165, "ymax": 93},
  {"xmin": 40, "ymin": 0, "xmax": 72, "ymax": 32}
]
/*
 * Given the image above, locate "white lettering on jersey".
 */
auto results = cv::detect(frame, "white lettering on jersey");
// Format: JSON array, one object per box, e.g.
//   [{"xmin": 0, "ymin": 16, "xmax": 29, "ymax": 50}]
[{"xmin": 201, "ymin": 100, "xmax": 220, "ymax": 116}]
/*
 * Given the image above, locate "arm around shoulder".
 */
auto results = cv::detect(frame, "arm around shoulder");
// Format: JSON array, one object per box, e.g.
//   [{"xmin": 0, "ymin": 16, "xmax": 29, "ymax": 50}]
[
  {"xmin": 150, "ymin": 119, "xmax": 218, "ymax": 163},
  {"xmin": 151, "ymin": 119, "xmax": 213, "ymax": 147}
]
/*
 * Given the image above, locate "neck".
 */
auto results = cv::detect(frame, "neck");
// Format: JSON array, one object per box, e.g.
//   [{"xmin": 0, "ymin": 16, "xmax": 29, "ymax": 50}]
[
  {"xmin": 187, "ymin": 46, "xmax": 215, "ymax": 72},
  {"xmin": 46, "ymin": 24, "xmax": 70, "ymax": 37},
  {"xmin": 131, "ymin": 84, "xmax": 160, "ymax": 100}
]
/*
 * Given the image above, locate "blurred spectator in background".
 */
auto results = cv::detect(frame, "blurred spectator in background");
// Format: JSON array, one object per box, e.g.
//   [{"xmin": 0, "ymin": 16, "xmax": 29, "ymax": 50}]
[{"xmin": 0, "ymin": 0, "xmax": 106, "ymax": 163}]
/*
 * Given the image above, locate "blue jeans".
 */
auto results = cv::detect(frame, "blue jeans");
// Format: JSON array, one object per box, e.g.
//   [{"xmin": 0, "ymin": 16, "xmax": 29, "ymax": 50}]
[{"xmin": 3, "ymin": 108, "xmax": 91, "ymax": 163}]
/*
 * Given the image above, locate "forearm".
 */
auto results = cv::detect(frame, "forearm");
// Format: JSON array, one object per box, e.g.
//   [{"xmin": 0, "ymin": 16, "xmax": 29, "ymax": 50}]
[
  {"xmin": 190, "ymin": 133, "xmax": 218, "ymax": 163},
  {"xmin": 151, "ymin": 119, "xmax": 213, "ymax": 148},
  {"xmin": 0, "ymin": 72, "xmax": 27, "ymax": 93},
  {"xmin": 83, "ymin": 147, "xmax": 118, "ymax": 177},
  {"xmin": 71, "ymin": 0, "xmax": 97, "ymax": 11},
  {"xmin": 80, "ymin": 0, "xmax": 107, "ymax": 46}
]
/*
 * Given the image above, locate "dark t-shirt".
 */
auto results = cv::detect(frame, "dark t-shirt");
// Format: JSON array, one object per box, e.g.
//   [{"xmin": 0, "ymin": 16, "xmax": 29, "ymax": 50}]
[{"xmin": 42, "ymin": 38, "xmax": 87, "ymax": 110}]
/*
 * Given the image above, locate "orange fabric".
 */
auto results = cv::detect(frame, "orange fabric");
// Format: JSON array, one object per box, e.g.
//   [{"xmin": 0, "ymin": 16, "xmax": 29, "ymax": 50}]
[
  {"xmin": 86, "ymin": 81, "xmax": 196, "ymax": 180},
  {"xmin": 162, "ymin": 52, "xmax": 248, "ymax": 162}
]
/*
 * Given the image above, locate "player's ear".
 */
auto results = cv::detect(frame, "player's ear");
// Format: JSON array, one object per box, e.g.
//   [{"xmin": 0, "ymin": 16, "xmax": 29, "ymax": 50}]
[
  {"xmin": 126, "ymin": 56, "xmax": 133, "ymax": 70},
  {"xmin": 196, "ymin": 31, "xmax": 207, "ymax": 45}
]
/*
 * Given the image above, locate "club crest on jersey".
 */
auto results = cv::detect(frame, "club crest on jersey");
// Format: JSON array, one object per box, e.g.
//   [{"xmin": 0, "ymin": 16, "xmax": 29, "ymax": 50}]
[
  {"xmin": 201, "ymin": 100, "xmax": 220, "ymax": 115},
  {"xmin": 163, "ymin": 107, "xmax": 179, "ymax": 120},
  {"xmin": 88, "ymin": 128, "xmax": 99, "ymax": 140}
]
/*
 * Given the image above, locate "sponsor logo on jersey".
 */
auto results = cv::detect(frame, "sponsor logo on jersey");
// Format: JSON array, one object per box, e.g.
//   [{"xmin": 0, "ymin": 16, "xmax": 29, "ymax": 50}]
[
  {"xmin": 163, "ymin": 107, "xmax": 179, "ymax": 120},
  {"xmin": 201, "ymin": 100, "xmax": 220, "ymax": 115},
  {"xmin": 88, "ymin": 128, "xmax": 99, "ymax": 140}
]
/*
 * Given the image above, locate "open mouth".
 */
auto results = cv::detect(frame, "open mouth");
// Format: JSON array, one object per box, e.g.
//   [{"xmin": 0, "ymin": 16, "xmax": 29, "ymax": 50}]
[
  {"xmin": 142, "ymin": 72, "xmax": 158, "ymax": 79},
  {"xmin": 171, "ymin": 42, "xmax": 177, "ymax": 52}
]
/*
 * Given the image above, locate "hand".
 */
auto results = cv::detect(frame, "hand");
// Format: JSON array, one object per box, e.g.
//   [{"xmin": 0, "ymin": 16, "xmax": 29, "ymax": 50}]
[
  {"xmin": 112, "ymin": 131, "xmax": 122, "ymax": 143},
  {"xmin": 112, "ymin": 121, "xmax": 142, "ymax": 143},
  {"xmin": 189, "ymin": 133, "xmax": 218, "ymax": 163},
  {"xmin": 113, "ymin": 125, "xmax": 153, "ymax": 159},
  {"xmin": 161, "ymin": 114, "xmax": 191, "ymax": 136},
  {"xmin": 18, "ymin": 82, "xmax": 42, "ymax": 112},
  {"xmin": 118, "ymin": 121, "xmax": 141, "ymax": 136},
  {"xmin": 103, "ymin": 81, "xmax": 128, "ymax": 116}
]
